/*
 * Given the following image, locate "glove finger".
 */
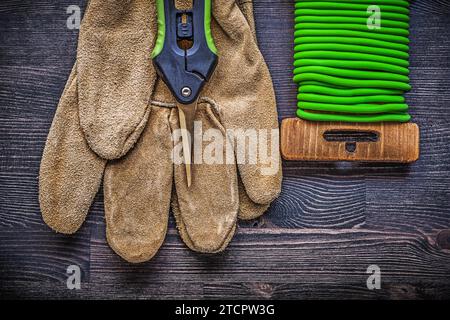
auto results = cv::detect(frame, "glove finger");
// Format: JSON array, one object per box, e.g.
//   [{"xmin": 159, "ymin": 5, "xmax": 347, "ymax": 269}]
[
  {"xmin": 171, "ymin": 192, "xmax": 237, "ymax": 253},
  {"xmin": 237, "ymin": 175, "xmax": 270, "ymax": 221},
  {"xmin": 39, "ymin": 66, "xmax": 106, "ymax": 234},
  {"xmin": 103, "ymin": 106, "xmax": 173, "ymax": 263},
  {"xmin": 206, "ymin": 0, "xmax": 282, "ymax": 205},
  {"xmin": 170, "ymin": 101, "xmax": 239, "ymax": 253},
  {"xmin": 237, "ymin": 0, "xmax": 256, "ymax": 38},
  {"xmin": 78, "ymin": 0, "xmax": 157, "ymax": 159}
]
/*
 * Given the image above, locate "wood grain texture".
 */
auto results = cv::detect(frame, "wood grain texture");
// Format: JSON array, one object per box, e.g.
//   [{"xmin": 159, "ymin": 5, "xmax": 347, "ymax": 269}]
[
  {"xmin": 0, "ymin": 0, "xmax": 450, "ymax": 300},
  {"xmin": 281, "ymin": 119, "xmax": 420, "ymax": 163}
]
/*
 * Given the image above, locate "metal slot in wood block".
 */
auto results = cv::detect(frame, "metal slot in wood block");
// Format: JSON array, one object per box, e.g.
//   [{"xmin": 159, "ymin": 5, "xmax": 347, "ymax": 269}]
[{"xmin": 281, "ymin": 118, "xmax": 420, "ymax": 163}]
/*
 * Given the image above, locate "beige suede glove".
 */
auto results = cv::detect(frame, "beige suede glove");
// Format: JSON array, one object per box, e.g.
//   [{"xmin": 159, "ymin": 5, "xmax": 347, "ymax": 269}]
[{"xmin": 40, "ymin": 0, "xmax": 282, "ymax": 263}]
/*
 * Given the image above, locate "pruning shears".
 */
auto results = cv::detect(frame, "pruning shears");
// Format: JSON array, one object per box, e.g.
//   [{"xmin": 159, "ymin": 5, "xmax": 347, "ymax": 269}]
[{"xmin": 152, "ymin": 0, "xmax": 218, "ymax": 187}]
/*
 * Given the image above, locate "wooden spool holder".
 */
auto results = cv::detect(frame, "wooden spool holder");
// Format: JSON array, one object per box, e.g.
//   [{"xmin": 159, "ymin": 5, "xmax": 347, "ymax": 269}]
[{"xmin": 281, "ymin": 118, "xmax": 420, "ymax": 163}]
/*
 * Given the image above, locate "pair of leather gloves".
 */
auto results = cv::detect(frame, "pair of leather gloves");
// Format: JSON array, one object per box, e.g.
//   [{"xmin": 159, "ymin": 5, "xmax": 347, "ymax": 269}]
[{"xmin": 39, "ymin": 0, "xmax": 282, "ymax": 263}]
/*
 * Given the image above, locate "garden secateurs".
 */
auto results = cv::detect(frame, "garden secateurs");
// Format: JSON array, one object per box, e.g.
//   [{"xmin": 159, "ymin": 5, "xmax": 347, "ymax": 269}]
[{"xmin": 152, "ymin": 0, "xmax": 218, "ymax": 187}]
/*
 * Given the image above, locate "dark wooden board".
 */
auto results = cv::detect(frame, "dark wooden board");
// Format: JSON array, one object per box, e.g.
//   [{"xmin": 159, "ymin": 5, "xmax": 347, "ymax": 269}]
[{"xmin": 0, "ymin": 0, "xmax": 450, "ymax": 300}]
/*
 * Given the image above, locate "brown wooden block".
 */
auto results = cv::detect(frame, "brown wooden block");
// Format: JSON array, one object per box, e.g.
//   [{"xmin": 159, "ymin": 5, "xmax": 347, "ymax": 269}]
[{"xmin": 281, "ymin": 118, "xmax": 420, "ymax": 163}]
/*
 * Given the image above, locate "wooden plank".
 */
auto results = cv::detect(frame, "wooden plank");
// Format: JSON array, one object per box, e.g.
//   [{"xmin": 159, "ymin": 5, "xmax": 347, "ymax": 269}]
[
  {"xmin": 0, "ymin": 281, "xmax": 202, "ymax": 300},
  {"xmin": 0, "ymin": 172, "xmax": 105, "ymax": 230},
  {"xmin": 3, "ymin": 279, "xmax": 450, "ymax": 300},
  {"xmin": 254, "ymin": 173, "xmax": 366, "ymax": 229},
  {"xmin": 89, "ymin": 229, "xmax": 450, "ymax": 283},
  {"xmin": 203, "ymin": 282, "xmax": 450, "ymax": 300},
  {"xmin": 0, "ymin": 66, "xmax": 71, "ymax": 118},
  {"xmin": 0, "ymin": 0, "xmax": 83, "ymax": 68},
  {"xmin": 0, "ymin": 227, "xmax": 448, "ymax": 299},
  {"xmin": 0, "ymin": 227, "xmax": 91, "ymax": 283},
  {"xmin": 365, "ymin": 174, "xmax": 450, "ymax": 233}
]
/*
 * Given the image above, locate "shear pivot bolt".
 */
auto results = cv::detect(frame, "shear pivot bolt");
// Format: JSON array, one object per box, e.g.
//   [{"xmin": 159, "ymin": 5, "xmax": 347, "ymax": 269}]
[{"xmin": 181, "ymin": 87, "xmax": 192, "ymax": 98}]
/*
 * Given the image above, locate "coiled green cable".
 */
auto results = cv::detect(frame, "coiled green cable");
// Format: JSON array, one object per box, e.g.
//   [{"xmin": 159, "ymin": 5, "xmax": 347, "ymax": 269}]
[
  {"xmin": 294, "ymin": 59, "xmax": 409, "ymax": 75},
  {"xmin": 295, "ymin": 0, "xmax": 409, "ymax": 5},
  {"xmin": 293, "ymin": 66, "xmax": 409, "ymax": 83},
  {"xmin": 298, "ymin": 93, "xmax": 405, "ymax": 104},
  {"xmin": 297, "ymin": 109, "xmax": 411, "ymax": 123},
  {"xmin": 295, "ymin": 23, "xmax": 409, "ymax": 36},
  {"xmin": 295, "ymin": 16, "xmax": 409, "ymax": 29},
  {"xmin": 294, "ymin": 29, "xmax": 409, "ymax": 44},
  {"xmin": 294, "ymin": 51, "xmax": 409, "ymax": 67},
  {"xmin": 294, "ymin": 2, "xmax": 410, "ymax": 15},
  {"xmin": 294, "ymin": 37, "xmax": 409, "ymax": 52},
  {"xmin": 294, "ymin": 73, "xmax": 411, "ymax": 90},
  {"xmin": 298, "ymin": 85, "xmax": 403, "ymax": 96},
  {"xmin": 294, "ymin": 43, "xmax": 409, "ymax": 59},
  {"xmin": 294, "ymin": 0, "xmax": 411, "ymax": 122},
  {"xmin": 295, "ymin": 10, "xmax": 409, "ymax": 22}
]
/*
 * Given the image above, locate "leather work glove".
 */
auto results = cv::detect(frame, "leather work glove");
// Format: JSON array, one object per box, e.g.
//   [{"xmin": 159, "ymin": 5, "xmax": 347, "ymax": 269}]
[{"xmin": 39, "ymin": 0, "xmax": 282, "ymax": 263}]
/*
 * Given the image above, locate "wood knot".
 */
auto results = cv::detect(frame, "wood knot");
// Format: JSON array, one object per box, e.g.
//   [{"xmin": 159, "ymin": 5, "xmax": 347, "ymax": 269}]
[
  {"xmin": 436, "ymin": 230, "xmax": 450, "ymax": 250},
  {"xmin": 251, "ymin": 283, "xmax": 274, "ymax": 299}
]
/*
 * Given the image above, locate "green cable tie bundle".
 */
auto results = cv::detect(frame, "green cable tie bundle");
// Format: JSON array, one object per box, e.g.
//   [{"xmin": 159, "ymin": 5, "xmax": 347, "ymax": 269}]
[{"xmin": 294, "ymin": 0, "xmax": 411, "ymax": 123}]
